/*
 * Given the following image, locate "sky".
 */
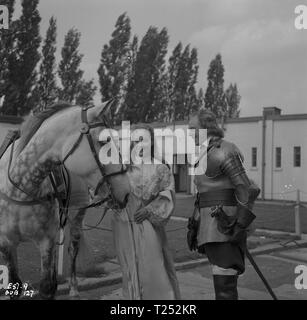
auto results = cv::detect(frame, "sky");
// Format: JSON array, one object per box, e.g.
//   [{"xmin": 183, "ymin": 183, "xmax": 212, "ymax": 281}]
[{"xmin": 13, "ymin": 0, "xmax": 307, "ymax": 117}]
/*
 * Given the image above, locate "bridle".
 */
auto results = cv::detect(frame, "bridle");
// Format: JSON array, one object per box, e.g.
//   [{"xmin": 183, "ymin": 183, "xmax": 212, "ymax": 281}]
[
  {"xmin": 0, "ymin": 104, "xmax": 128, "ymax": 209},
  {"xmin": 62, "ymin": 104, "xmax": 128, "ymax": 206}
]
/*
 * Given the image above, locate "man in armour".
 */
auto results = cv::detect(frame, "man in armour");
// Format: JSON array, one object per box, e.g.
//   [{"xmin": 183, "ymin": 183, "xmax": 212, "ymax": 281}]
[{"xmin": 187, "ymin": 109, "xmax": 260, "ymax": 300}]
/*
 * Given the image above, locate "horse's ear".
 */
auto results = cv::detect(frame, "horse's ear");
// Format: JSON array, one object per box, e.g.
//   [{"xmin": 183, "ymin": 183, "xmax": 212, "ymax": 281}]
[
  {"xmin": 100, "ymin": 99, "xmax": 117, "ymax": 117},
  {"xmin": 88, "ymin": 99, "xmax": 117, "ymax": 120}
]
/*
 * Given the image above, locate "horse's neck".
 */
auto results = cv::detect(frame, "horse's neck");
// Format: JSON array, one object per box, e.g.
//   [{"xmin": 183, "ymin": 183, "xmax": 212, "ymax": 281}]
[{"xmin": 8, "ymin": 142, "xmax": 57, "ymax": 199}]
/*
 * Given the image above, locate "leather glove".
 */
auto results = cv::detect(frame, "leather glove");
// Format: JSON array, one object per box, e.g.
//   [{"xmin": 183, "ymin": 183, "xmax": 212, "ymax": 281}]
[
  {"xmin": 187, "ymin": 216, "xmax": 199, "ymax": 251},
  {"xmin": 229, "ymin": 224, "xmax": 247, "ymax": 243},
  {"xmin": 230, "ymin": 206, "xmax": 256, "ymax": 243},
  {"xmin": 211, "ymin": 206, "xmax": 237, "ymax": 235}
]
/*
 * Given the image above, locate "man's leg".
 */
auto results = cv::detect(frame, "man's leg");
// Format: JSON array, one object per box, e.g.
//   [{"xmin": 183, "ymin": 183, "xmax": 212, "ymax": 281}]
[
  {"xmin": 212, "ymin": 266, "xmax": 238, "ymax": 300},
  {"xmin": 202, "ymin": 242, "xmax": 245, "ymax": 300}
]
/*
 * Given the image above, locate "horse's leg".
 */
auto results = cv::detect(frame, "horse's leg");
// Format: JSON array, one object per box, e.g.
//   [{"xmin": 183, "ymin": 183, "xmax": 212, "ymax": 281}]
[
  {"xmin": 38, "ymin": 237, "xmax": 57, "ymax": 300},
  {"xmin": 68, "ymin": 208, "xmax": 86, "ymax": 298},
  {"xmin": 0, "ymin": 243, "xmax": 23, "ymax": 298}
]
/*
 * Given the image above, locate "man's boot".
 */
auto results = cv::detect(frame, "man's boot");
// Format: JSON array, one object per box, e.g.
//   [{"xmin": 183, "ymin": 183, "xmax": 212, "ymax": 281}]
[{"xmin": 213, "ymin": 275, "xmax": 238, "ymax": 300}]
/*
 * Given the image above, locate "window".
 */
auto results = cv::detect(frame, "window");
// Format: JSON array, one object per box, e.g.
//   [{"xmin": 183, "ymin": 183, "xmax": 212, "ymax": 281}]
[
  {"xmin": 275, "ymin": 147, "xmax": 282, "ymax": 168},
  {"xmin": 294, "ymin": 146, "xmax": 301, "ymax": 167},
  {"xmin": 251, "ymin": 147, "xmax": 257, "ymax": 167}
]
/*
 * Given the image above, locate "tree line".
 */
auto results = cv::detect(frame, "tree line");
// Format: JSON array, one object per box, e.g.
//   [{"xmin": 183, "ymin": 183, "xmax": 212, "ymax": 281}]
[{"xmin": 0, "ymin": 1, "xmax": 241, "ymax": 124}]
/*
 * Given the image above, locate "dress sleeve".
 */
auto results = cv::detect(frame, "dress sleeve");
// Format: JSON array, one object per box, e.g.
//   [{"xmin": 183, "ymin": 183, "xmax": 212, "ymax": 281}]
[{"xmin": 145, "ymin": 165, "xmax": 176, "ymax": 227}]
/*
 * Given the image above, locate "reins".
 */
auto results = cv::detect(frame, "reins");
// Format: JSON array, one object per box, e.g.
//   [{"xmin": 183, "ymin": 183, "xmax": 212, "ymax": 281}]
[{"xmin": 0, "ymin": 103, "xmax": 128, "ymax": 234}]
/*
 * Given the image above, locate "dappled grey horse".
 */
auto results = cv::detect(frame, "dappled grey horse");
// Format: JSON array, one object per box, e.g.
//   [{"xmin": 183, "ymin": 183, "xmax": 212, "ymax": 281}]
[{"xmin": 0, "ymin": 101, "xmax": 130, "ymax": 299}]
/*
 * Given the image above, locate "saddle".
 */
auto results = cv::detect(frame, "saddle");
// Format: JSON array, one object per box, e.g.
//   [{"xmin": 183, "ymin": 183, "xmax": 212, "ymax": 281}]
[
  {"xmin": 0, "ymin": 130, "xmax": 21, "ymax": 160},
  {"xmin": 0, "ymin": 129, "xmax": 70, "ymax": 226}
]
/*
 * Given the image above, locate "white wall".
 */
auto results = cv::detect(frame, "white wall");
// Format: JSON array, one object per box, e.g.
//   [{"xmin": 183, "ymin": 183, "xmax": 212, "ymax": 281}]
[
  {"xmin": 225, "ymin": 118, "xmax": 307, "ymax": 202},
  {"xmin": 224, "ymin": 120, "xmax": 263, "ymax": 191},
  {"xmin": 271, "ymin": 119, "xmax": 307, "ymax": 202}
]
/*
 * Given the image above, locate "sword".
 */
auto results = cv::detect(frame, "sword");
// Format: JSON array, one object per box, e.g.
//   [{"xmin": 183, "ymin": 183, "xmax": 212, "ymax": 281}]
[{"xmin": 245, "ymin": 249, "xmax": 278, "ymax": 300}]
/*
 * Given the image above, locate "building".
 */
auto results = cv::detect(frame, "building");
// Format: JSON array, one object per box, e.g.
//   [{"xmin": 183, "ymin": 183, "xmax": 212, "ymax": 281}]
[
  {"xmin": 0, "ymin": 107, "xmax": 306, "ymax": 201},
  {"xmin": 152, "ymin": 107, "xmax": 307, "ymax": 202},
  {"xmin": 223, "ymin": 107, "xmax": 307, "ymax": 202}
]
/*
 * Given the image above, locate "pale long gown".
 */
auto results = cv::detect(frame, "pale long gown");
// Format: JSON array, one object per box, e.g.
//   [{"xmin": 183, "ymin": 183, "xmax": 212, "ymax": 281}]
[{"xmin": 111, "ymin": 163, "xmax": 181, "ymax": 300}]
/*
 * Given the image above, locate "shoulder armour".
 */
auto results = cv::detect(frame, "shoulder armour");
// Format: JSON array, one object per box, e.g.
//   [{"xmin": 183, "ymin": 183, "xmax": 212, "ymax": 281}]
[{"xmin": 205, "ymin": 140, "xmax": 243, "ymax": 178}]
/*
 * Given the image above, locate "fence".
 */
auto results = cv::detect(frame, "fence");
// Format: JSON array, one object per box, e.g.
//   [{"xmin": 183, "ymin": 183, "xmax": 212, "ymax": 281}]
[
  {"xmin": 294, "ymin": 189, "xmax": 307, "ymax": 238},
  {"xmin": 262, "ymin": 189, "xmax": 307, "ymax": 238},
  {"xmin": 57, "ymin": 189, "xmax": 307, "ymax": 276}
]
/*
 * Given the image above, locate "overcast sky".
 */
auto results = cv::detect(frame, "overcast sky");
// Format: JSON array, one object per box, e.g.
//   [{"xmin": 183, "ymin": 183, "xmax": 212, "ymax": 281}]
[{"xmin": 15, "ymin": 0, "xmax": 307, "ymax": 117}]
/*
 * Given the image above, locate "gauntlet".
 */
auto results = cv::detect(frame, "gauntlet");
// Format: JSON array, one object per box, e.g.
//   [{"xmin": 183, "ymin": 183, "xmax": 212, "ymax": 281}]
[
  {"xmin": 229, "ymin": 206, "xmax": 256, "ymax": 243},
  {"xmin": 210, "ymin": 206, "xmax": 237, "ymax": 235},
  {"xmin": 211, "ymin": 205, "xmax": 256, "ymax": 243},
  {"xmin": 187, "ymin": 207, "xmax": 200, "ymax": 251}
]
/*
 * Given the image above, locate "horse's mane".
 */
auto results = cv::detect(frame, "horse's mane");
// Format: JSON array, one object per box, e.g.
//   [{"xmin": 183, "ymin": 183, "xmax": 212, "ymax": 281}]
[{"xmin": 16, "ymin": 102, "xmax": 72, "ymax": 155}]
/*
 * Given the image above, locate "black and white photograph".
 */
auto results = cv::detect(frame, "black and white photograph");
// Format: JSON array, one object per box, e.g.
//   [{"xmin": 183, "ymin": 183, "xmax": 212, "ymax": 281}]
[{"xmin": 0, "ymin": 0, "xmax": 307, "ymax": 307}]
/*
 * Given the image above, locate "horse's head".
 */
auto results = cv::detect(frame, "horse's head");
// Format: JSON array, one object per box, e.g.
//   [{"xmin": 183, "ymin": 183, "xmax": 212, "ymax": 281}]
[{"xmin": 60, "ymin": 101, "xmax": 130, "ymax": 208}]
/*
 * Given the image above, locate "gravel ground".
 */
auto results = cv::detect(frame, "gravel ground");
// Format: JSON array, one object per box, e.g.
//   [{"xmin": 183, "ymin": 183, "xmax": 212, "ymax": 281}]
[{"xmin": 1, "ymin": 195, "xmax": 305, "ymax": 287}]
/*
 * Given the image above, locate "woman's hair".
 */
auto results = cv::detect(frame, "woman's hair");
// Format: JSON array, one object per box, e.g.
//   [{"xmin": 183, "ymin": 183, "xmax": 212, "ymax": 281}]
[
  {"xmin": 192, "ymin": 108, "xmax": 224, "ymax": 138},
  {"xmin": 131, "ymin": 123, "xmax": 160, "ymax": 161}
]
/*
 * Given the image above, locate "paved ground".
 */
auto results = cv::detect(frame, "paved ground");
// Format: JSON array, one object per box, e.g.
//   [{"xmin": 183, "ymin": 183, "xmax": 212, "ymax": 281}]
[
  {"xmin": 1, "ymin": 194, "xmax": 307, "ymax": 299},
  {"xmin": 55, "ymin": 246, "xmax": 307, "ymax": 300},
  {"xmin": 1, "ymin": 232, "xmax": 307, "ymax": 300},
  {"xmin": 174, "ymin": 194, "xmax": 307, "ymax": 234}
]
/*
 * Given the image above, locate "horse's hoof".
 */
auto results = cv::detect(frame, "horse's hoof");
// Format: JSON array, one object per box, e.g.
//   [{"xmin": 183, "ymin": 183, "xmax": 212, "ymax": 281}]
[
  {"xmin": 39, "ymin": 281, "xmax": 57, "ymax": 300},
  {"xmin": 39, "ymin": 293, "xmax": 56, "ymax": 300}
]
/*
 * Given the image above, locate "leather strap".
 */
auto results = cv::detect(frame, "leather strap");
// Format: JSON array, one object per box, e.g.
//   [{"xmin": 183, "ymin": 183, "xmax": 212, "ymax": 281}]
[
  {"xmin": 0, "ymin": 189, "xmax": 54, "ymax": 206},
  {"xmin": 198, "ymin": 189, "xmax": 237, "ymax": 208}
]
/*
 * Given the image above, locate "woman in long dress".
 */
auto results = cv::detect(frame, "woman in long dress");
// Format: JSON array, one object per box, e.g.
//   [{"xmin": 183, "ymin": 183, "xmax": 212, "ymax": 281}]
[{"xmin": 111, "ymin": 125, "xmax": 181, "ymax": 300}]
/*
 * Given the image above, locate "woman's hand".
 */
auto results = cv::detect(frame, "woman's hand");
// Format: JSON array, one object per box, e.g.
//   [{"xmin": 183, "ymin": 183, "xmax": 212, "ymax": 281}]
[{"xmin": 134, "ymin": 207, "xmax": 151, "ymax": 224}]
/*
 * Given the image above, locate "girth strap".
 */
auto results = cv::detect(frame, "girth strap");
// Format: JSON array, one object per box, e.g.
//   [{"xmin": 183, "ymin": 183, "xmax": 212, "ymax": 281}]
[
  {"xmin": 0, "ymin": 189, "xmax": 54, "ymax": 206},
  {"xmin": 197, "ymin": 189, "xmax": 237, "ymax": 208}
]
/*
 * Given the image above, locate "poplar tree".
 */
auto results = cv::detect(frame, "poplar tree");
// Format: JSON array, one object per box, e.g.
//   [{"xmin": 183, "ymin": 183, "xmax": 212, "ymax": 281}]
[
  {"xmin": 98, "ymin": 13, "xmax": 131, "ymax": 123},
  {"xmin": 58, "ymin": 28, "xmax": 84, "ymax": 103},
  {"xmin": 76, "ymin": 79, "xmax": 97, "ymax": 108},
  {"xmin": 125, "ymin": 26, "xmax": 169, "ymax": 123},
  {"xmin": 167, "ymin": 43, "xmax": 199, "ymax": 121},
  {"xmin": 33, "ymin": 16, "xmax": 57, "ymax": 111},
  {"xmin": 204, "ymin": 53, "xmax": 226, "ymax": 118},
  {"xmin": 225, "ymin": 83, "xmax": 241, "ymax": 118},
  {"xmin": 0, "ymin": 0, "xmax": 15, "ymax": 112},
  {"xmin": 2, "ymin": 0, "xmax": 41, "ymax": 116}
]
